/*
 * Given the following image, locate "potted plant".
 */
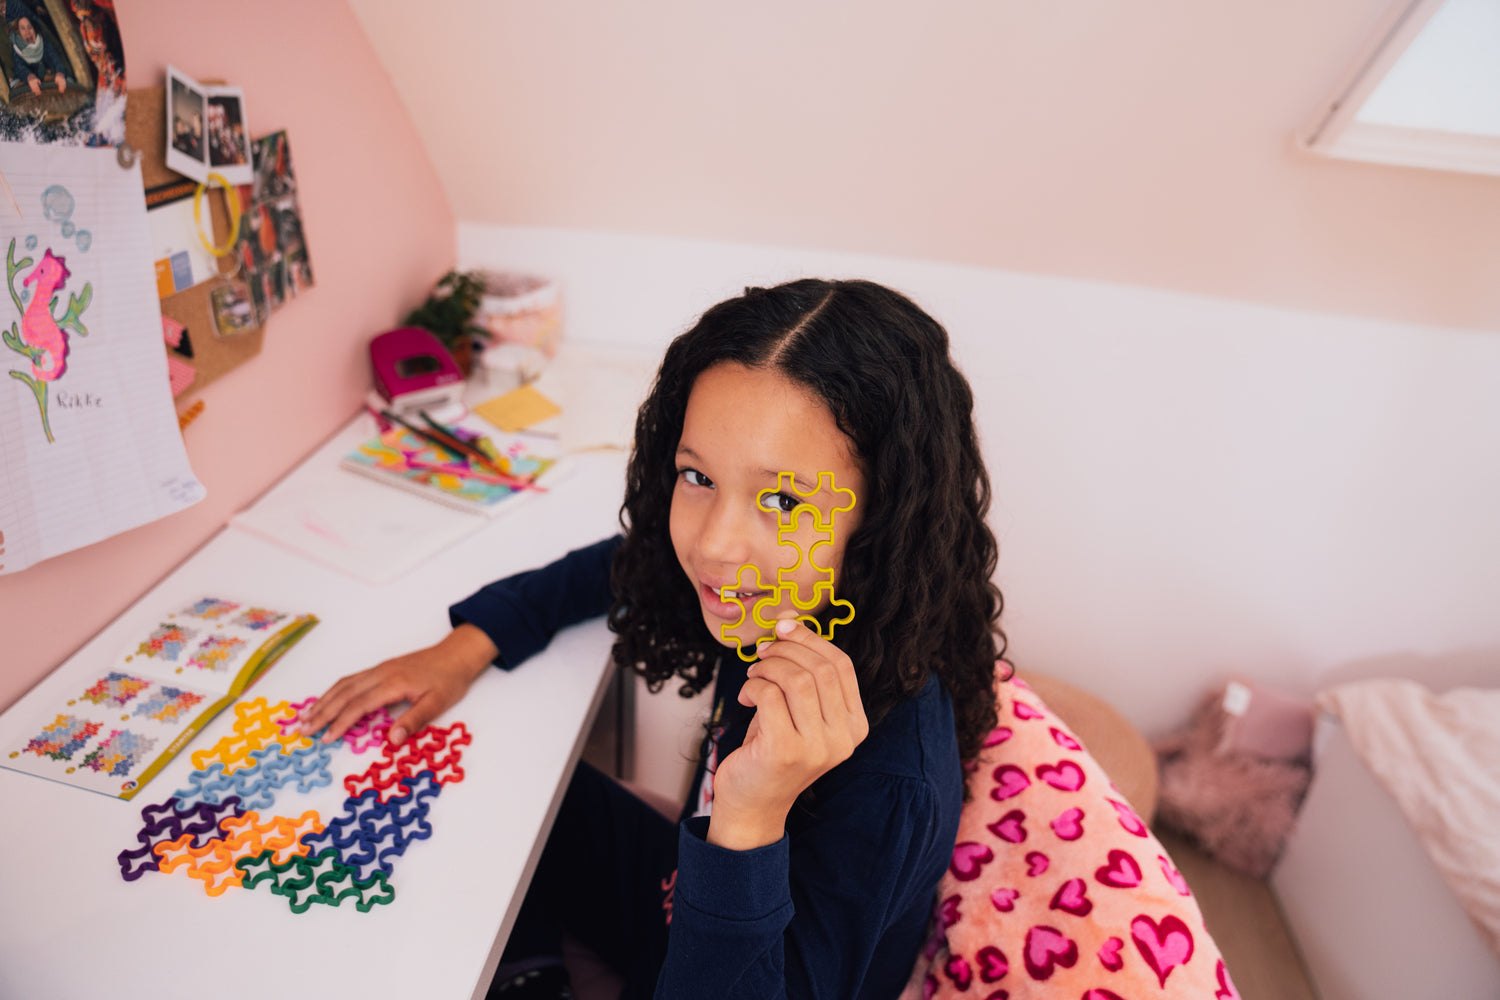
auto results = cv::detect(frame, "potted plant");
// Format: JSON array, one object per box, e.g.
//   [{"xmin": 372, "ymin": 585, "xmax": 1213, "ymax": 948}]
[{"xmin": 401, "ymin": 269, "xmax": 490, "ymax": 375}]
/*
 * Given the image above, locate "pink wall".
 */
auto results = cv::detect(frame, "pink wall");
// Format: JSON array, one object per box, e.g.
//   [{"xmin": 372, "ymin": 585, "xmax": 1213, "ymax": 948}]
[
  {"xmin": 0, "ymin": 1, "xmax": 456, "ymax": 711},
  {"xmin": 352, "ymin": 0, "xmax": 1500, "ymax": 334}
]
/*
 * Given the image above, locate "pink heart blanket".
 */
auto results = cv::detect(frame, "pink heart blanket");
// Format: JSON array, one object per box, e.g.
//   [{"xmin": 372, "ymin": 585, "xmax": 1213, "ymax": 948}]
[{"xmin": 902, "ymin": 676, "xmax": 1241, "ymax": 1000}]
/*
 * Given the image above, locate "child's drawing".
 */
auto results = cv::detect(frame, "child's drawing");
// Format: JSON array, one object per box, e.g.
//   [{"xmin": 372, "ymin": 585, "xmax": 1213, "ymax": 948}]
[{"xmin": 3, "ymin": 234, "xmax": 93, "ymax": 443}]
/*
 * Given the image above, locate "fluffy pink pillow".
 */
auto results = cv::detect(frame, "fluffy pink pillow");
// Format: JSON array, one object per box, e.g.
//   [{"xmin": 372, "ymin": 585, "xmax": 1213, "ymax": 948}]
[{"xmin": 903, "ymin": 676, "xmax": 1241, "ymax": 1000}]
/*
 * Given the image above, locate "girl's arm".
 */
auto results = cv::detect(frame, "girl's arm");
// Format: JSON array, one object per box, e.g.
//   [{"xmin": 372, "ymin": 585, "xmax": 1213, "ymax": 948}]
[
  {"xmin": 300, "ymin": 535, "xmax": 622, "ymax": 742},
  {"xmin": 662, "ymin": 760, "xmax": 946, "ymax": 999},
  {"xmin": 655, "ymin": 619, "xmax": 942, "ymax": 998}
]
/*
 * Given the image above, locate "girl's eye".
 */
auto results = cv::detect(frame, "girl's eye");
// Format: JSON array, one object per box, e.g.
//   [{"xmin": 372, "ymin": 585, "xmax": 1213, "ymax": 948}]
[
  {"xmin": 679, "ymin": 468, "xmax": 713, "ymax": 488},
  {"xmin": 759, "ymin": 492, "xmax": 801, "ymax": 514}
]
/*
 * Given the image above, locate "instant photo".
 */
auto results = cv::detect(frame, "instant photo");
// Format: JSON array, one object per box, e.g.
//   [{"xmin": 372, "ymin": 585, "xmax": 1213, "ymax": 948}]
[{"xmin": 164, "ymin": 66, "xmax": 252, "ymax": 185}]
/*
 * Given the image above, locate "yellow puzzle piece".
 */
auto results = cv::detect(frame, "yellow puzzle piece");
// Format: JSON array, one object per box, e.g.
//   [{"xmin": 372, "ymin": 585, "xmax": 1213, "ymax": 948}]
[{"xmin": 719, "ymin": 472, "xmax": 857, "ymax": 661}]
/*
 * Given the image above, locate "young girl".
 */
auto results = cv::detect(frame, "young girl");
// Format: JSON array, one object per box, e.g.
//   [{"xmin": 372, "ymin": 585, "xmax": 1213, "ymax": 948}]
[{"xmin": 300, "ymin": 279, "xmax": 1006, "ymax": 999}]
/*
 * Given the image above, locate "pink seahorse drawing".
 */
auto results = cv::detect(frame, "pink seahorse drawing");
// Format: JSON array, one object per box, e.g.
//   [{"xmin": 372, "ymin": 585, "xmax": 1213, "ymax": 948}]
[
  {"xmin": 20, "ymin": 249, "xmax": 71, "ymax": 379},
  {"xmin": 4, "ymin": 237, "xmax": 92, "ymax": 444}
]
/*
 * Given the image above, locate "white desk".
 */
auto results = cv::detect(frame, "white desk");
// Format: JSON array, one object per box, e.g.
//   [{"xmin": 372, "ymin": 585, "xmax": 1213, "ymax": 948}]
[{"xmin": 0, "ymin": 412, "xmax": 629, "ymax": 1000}]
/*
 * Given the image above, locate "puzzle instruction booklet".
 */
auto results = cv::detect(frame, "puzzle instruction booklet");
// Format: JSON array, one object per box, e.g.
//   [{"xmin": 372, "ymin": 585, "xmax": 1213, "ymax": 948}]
[{"xmin": 3, "ymin": 597, "xmax": 317, "ymax": 799}]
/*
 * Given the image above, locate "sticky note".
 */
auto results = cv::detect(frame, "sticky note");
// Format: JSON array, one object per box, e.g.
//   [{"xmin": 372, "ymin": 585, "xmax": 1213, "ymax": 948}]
[
  {"xmin": 162, "ymin": 315, "xmax": 186, "ymax": 348},
  {"xmin": 474, "ymin": 384, "xmax": 562, "ymax": 433},
  {"xmin": 154, "ymin": 258, "xmax": 175, "ymax": 298},
  {"xmin": 167, "ymin": 355, "xmax": 196, "ymax": 397}
]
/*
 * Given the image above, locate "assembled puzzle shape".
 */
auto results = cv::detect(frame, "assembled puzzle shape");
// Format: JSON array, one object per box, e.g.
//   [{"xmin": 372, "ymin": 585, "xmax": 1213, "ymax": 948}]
[
  {"xmin": 117, "ymin": 693, "xmax": 470, "ymax": 915},
  {"xmin": 720, "ymin": 472, "xmax": 857, "ymax": 661}
]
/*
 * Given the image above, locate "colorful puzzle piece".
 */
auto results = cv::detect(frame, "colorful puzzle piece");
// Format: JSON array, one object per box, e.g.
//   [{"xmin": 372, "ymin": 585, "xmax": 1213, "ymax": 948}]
[
  {"xmin": 79, "ymin": 671, "xmax": 151, "ymax": 708},
  {"xmin": 233, "ymin": 606, "xmax": 288, "ymax": 631},
  {"xmin": 21, "ymin": 714, "xmax": 101, "ymax": 761},
  {"xmin": 119, "ymin": 702, "xmax": 468, "ymax": 915},
  {"xmin": 719, "ymin": 471, "xmax": 858, "ymax": 660},
  {"xmin": 134, "ymin": 622, "xmax": 198, "ymax": 662},
  {"xmin": 132, "ymin": 685, "xmax": 204, "ymax": 724},
  {"xmin": 186, "ymin": 634, "xmax": 248, "ymax": 673},
  {"xmin": 80, "ymin": 729, "xmax": 157, "ymax": 776},
  {"xmin": 182, "ymin": 597, "xmax": 240, "ymax": 619},
  {"xmin": 189, "ymin": 697, "xmax": 312, "ymax": 773}
]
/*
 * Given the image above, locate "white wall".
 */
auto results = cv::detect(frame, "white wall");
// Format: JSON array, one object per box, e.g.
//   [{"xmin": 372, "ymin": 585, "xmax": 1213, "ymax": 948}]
[{"xmin": 462, "ymin": 224, "xmax": 1500, "ymax": 741}]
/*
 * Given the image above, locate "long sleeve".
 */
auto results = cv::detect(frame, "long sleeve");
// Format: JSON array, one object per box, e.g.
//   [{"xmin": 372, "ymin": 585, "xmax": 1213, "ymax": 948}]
[
  {"xmin": 656, "ymin": 773, "xmax": 949, "ymax": 1000},
  {"xmin": 448, "ymin": 535, "xmax": 621, "ymax": 670},
  {"xmin": 655, "ymin": 673, "xmax": 962, "ymax": 1000}
]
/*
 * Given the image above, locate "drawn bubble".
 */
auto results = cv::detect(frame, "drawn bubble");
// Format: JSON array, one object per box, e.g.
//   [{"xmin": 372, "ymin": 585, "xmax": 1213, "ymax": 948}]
[
  {"xmin": 24, "ymin": 234, "xmax": 36, "ymax": 250},
  {"xmin": 41, "ymin": 185, "xmax": 74, "ymax": 225},
  {"xmin": 61, "ymin": 221, "xmax": 75, "ymax": 237},
  {"xmin": 76, "ymin": 231, "xmax": 91, "ymax": 252}
]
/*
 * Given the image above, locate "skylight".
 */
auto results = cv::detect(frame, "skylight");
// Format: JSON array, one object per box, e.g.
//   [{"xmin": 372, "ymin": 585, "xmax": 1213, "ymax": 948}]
[{"xmin": 1303, "ymin": 0, "xmax": 1500, "ymax": 175}]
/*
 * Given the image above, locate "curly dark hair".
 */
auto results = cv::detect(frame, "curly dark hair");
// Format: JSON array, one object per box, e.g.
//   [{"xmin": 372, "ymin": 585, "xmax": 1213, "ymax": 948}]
[{"xmin": 607, "ymin": 278, "xmax": 1005, "ymax": 762}]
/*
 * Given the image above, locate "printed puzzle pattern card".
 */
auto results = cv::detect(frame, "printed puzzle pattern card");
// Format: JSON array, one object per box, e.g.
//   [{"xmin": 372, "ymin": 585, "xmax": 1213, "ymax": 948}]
[{"xmin": 3, "ymin": 596, "xmax": 316, "ymax": 799}]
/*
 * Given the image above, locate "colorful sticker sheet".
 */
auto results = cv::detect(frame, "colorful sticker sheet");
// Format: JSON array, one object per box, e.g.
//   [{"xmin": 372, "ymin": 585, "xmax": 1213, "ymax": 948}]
[
  {"xmin": 117, "ymin": 695, "xmax": 470, "ymax": 914},
  {"xmin": 2, "ymin": 597, "xmax": 315, "ymax": 798}
]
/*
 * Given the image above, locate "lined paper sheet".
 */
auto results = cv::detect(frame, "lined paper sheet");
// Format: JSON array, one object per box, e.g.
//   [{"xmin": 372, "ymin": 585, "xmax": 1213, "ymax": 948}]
[{"xmin": 0, "ymin": 143, "xmax": 205, "ymax": 575}]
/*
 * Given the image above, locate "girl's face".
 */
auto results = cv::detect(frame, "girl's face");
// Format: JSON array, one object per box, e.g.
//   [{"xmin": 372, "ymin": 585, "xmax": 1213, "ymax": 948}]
[{"xmin": 670, "ymin": 362, "xmax": 866, "ymax": 651}]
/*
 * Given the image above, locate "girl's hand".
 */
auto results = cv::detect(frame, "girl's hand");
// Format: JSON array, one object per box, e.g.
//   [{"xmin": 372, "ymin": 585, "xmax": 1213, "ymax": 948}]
[
  {"xmin": 707, "ymin": 618, "xmax": 870, "ymax": 851},
  {"xmin": 296, "ymin": 623, "xmax": 498, "ymax": 745}
]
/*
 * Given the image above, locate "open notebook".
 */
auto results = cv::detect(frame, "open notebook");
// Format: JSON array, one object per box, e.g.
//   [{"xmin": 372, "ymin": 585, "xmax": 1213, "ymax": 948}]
[{"xmin": 2, "ymin": 597, "xmax": 316, "ymax": 799}]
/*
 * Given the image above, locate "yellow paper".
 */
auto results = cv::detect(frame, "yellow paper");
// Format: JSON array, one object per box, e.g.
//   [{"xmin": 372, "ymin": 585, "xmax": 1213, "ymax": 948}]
[{"xmin": 474, "ymin": 384, "xmax": 563, "ymax": 433}]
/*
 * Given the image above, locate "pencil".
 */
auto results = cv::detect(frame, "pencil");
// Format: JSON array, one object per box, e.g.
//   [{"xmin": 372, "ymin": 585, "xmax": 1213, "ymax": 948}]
[
  {"xmin": 406, "ymin": 457, "xmax": 544, "ymax": 491},
  {"xmin": 380, "ymin": 409, "xmax": 504, "ymax": 476},
  {"xmin": 417, "ymin": 410, "xmax": 513, "ymax": 478}
]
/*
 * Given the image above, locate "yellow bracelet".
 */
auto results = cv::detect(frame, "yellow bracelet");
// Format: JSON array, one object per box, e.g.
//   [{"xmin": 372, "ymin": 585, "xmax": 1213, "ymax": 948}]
[{"xmin": 192, "ymin": 171, "xmax": 242, "ymax": 256}]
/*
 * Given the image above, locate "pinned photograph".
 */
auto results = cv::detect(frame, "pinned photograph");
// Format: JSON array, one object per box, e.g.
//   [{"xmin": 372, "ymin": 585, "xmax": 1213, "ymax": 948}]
[
  {"xmin": 233, "ymin": 130, "xmax": 314, "ymax": 325},
  {"xmin": 0, "ymin": 0, "xmax": 126, "ymax": 145},
  {"xmin": 210, "ymin": 282, "xmax": 257, "ymax": 337},
  {"xmin": 164, "ymin": 66, "xmax": 252, "ymax": 186},
  {"xmin": 205, "ymin": 88, "xmax": 250, "ymax": 176},
  {"xmin": 165, "ymin": 65, "xmax": 206, "ymax": 181}
]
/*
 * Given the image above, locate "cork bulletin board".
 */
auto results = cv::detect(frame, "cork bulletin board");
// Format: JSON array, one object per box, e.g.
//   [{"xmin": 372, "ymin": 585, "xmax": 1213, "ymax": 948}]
[{"xmin": 124, "ymin": 84, "xmax": 264, "ymax": 404}]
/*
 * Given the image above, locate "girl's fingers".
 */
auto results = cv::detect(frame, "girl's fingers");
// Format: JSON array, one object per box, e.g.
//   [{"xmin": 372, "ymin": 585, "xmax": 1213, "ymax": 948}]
[
  {"xmin": 738, "ymin": 676, "xmax": 795, "ymax": 741},
  {"xmin": 747, "ymin": 656, "xmax": 828, "ymax": 736},
  {"xmin": 761, "ymin": 619, "xmax": 865, "ymax": 723},
  {"xmin": 751, "ymin": 643, "xmax": 839, "ymax": 729}
]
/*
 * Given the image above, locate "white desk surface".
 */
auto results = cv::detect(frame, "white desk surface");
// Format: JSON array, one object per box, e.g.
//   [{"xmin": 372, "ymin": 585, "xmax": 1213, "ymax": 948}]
[{"xmin": 0, "ymin": 412, "xmax": 630, "ymax": 1000}]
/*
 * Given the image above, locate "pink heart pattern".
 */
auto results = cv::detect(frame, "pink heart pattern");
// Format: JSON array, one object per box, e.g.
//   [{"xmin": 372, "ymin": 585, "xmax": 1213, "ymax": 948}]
[
  {"xmin": 1048, "ymin": 876, "xmax": 1093, "ymax": 917},
  {"xmin": 1215, "ymin": 958, "xmax": 1241, "ymax": 999},
  {"xmin": 1107, "ymin": 797, "xmax": 1149, "ymax": 837},
  {"xmin": 1131, "ymin": 913, "xmax": 1195, "ymax": 988},
  {"xmin": 1036, "ymin": 760, "xmax": 1086, "ymax": 792},
  {"xmin": 935, "ymin": 893, "xmax": 962, "ymax": 931},
  {"xmin": 987, "ymin": 809, "xmax": 1027, "ymax": 844},
  {"xmin": 990, "ymin": 764, "xmax": 1031, "ymax": 801},
  {"xmin": 1022, "ymin": 925, "xmax": 1078, "ymax": 981},
  {"xmin": 1050, "ymin": 806, "xmax": 1085, "ymax": 841},
  {"xmin": 983, "ymin": 726, "xmax": 1014, "ymax": 748},
  {"xmin": 916, "ymin": 675, "xmax": 1230, "ymax": 1000},
  {"xmin": 976, "ymin": 945, "xmax": 1009, "ymax": 983},
  {"xmin": 1095, "ymin": 848, "xmax": 1143, "ymax": 888},
  {"xmin": 950, "ymin": 841, "xmax": 994, "ymax": 881},
  {"xmin": 1050, "ymin": 726, "xmax": 1082, "ymax": 751},
  {"xmin": 944, "ymin": 955, "xmax": 972, "ymax": 991},
  {"xmin": 1158, "ymin": 854, "xmax": 1191, "ymax": 896}
]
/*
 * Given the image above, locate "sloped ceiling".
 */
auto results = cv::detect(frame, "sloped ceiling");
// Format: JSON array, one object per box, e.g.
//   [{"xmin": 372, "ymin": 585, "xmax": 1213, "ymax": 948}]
[{"xmin": 350, "ymin": 0, "xmax": 1500, "ymax": 332}]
